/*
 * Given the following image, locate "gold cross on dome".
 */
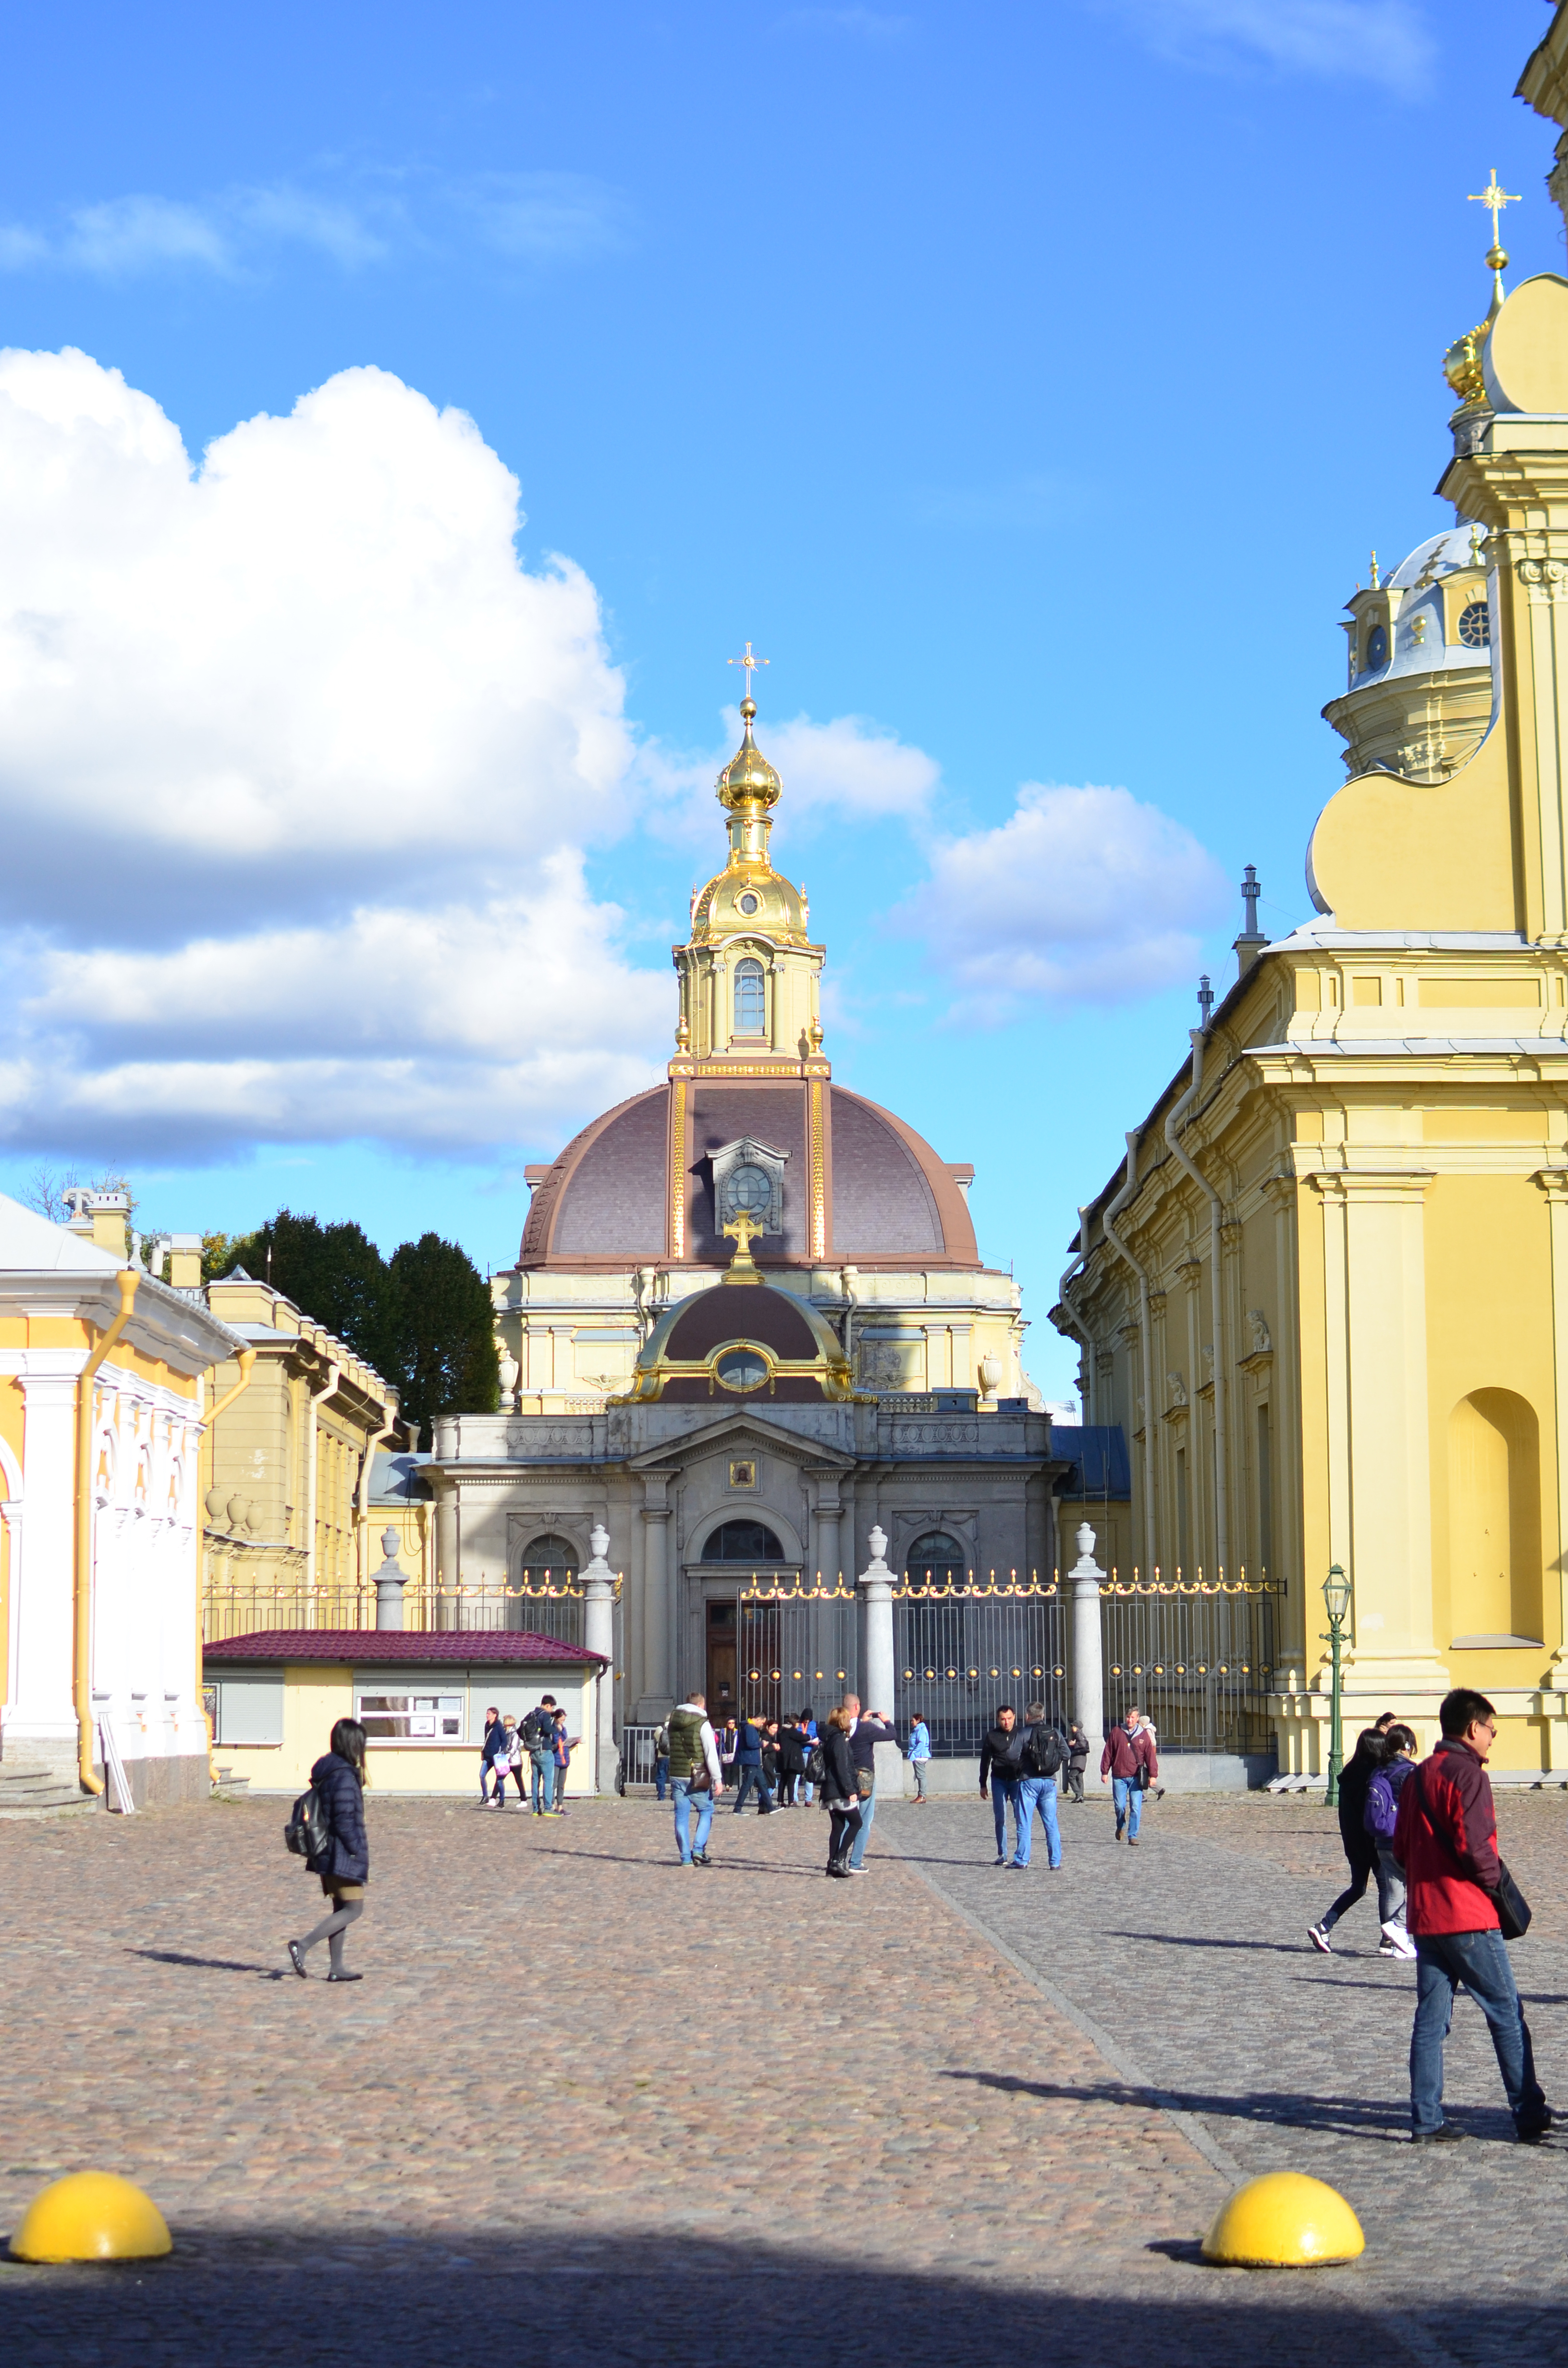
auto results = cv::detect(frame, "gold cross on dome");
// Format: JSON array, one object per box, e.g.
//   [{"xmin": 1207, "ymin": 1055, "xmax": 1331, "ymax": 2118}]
[
  {"xmin": 723, "ymin": 1208, "xmax": 766, "ymax": 1257},
  {"xmin": 727, "ymin": 641, "xmax": 769, "ymax": 702},
  {"xmin": 1469, "ymin": 168, "xmax": 1521, "ymax": 258}
]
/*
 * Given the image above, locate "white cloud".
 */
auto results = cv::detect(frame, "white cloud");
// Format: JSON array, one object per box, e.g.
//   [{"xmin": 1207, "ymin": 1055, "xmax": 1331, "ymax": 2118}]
[
  {"xmin": 0, "ymin": 170, "xmax": 627, "ymax": 281},
  {"xmin": 638, "ymin": 707, "xmax": 940, "ymax": 844},
  {"xmin": 903, "ymin": 782, "xmax": 1228, "ymax": 1017},
  {"xmin": 3, "ymin": 855, "xmax": 670, "ymax": 1159},
  {"xmin": 1102, "ymin": 0, "xmax": 1433, "ymax": 94},
  {"xmin": 0, "ymin": 346, "xmax": 632, "ymax": 925}
]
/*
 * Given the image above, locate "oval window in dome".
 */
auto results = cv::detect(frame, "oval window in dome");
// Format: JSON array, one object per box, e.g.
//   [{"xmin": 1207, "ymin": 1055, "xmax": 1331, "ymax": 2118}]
[
  {"xmin": 1366, "ymin": 624, "xmax": 1388, "ymax": 669},
  {"xmin": 738, "ymin": 890, "xmax": 760, "ymax": 915},
  {"xmin": 715, "ymin": 1347, "xmax": 769, "ymax": 1393},
  {"xmin": 1459, "ymin": 600, "xmax": 1491, "ymax": 648}
]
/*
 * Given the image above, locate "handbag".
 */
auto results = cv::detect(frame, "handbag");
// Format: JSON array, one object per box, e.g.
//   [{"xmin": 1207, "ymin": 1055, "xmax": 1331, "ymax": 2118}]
[
  {"xmin": 686, "ymin": 1757, "xmax": 712, "ymax": 1795},
  {"xmin": 1495, "ymin": 1858, "xmax": 1532, "ymax": 1940},
  {"xmin": 855, "ymin": 1767, "xmax": 875, "ymax": 1801}
]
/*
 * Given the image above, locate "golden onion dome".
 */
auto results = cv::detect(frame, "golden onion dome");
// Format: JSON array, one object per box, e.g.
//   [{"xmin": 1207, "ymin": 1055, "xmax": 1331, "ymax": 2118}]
[{"xmin": 716, "ymin": 698, "xmax": 782, "ymax": 811}]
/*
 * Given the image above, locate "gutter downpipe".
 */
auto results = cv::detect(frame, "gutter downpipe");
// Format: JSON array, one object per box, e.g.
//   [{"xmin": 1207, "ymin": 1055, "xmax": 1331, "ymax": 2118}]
[
  {"xmin": 355, "ymin": 1402, "xmax": 398, "ymax": 1592},
  {"xmin": 199, "ymin": 1348, "xmax": 257, "ymax": 1782},
  {"xmin": 306, "ymin": 1362, "xmax": 342, "ymax": 1616},
  {"xmin": 1164, "ymin": 1028, "xmax": 1229, "ymax": 1581},
  {"xmin": 74, "ymin": 1270, "xmax": 140, "ymax": 1797},
  {"xmin": 1100, "ymin": 1129, "xmax": 1156, "ymax": 1581}
]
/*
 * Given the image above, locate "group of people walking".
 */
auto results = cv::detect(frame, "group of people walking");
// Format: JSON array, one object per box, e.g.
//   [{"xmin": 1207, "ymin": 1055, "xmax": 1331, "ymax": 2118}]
[
  {"xmin": 1309, "ymin": 1686, "xmax": 1552, "ymax": 2145},
  {"xmin": 661, "ymin": 1691, "xmax": 895, "ymax": 1874},
  {"xmin": 478, "ymin": 1699, "xmax": 577, "ymax": 1814}
]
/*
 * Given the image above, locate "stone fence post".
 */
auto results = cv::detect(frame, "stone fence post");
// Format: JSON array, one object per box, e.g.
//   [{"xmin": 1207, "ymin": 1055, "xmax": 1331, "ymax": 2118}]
[
  {"xmin": 581, "ymin": 1524, "xmax": 618, "ymax": 1794},
  {"xmin": 1068, "ymin": 1521, "xmax": 1105, "ymax": 1749},
  {"xmin": 858, "ymin": 1525, "xmax": 906, "ymax": 1798},
  {"xmin": 373, "ymin": 1528, "xmax": 409, "ymax": 1630}
]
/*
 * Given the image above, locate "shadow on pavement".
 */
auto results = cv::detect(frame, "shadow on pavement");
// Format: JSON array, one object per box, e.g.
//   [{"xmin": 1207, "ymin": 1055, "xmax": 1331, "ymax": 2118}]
[
  {"xmin": 0, "ymin": 2226, "xmax": 1538, "ymax": 2368},
  {"xmin": 944, "ymin": 2066, "xmax": 1417, "ymax": 2142},
  {"xmin": 126, "ymin": 1950, "xmax": 287, "ymax": 1979}
]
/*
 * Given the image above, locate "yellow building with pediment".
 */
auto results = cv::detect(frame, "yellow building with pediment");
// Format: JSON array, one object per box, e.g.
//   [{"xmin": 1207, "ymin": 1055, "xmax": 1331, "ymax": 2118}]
[{"xmin": 1055, "ymin": 9, "xmax": 1568, "ymax": 1780}]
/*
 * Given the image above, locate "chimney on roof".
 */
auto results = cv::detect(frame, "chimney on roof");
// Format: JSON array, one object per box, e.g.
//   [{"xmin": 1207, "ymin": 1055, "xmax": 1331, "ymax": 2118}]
[
  {"xmin": 168, "ymin": 1234, "xmax": 203, "ymax": 1290},
  {"xmin": 87, "ymin": 1189, "xmax": 131, "ymax": 1262}
]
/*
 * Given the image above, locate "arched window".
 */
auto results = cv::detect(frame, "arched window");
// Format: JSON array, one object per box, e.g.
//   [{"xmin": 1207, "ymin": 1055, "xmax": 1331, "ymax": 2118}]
[
  {"xmin": 734, "ymin": 958, "xmax": 766, "ymax": 1036},
  {"xmin": 517, "ymin": 1534, "xmax": 578, "ymax": 1587},
  {"xmin": 905, "ymin": 1530, "xmax": 968, "ymax": 1586},
  {"xmin": 705, "ymin": 1518, "xmax": 784, "ymax": 1562},
  {"xmin": 507, "ymin": 1532, "xmax": 581, "ymax": 1638}
]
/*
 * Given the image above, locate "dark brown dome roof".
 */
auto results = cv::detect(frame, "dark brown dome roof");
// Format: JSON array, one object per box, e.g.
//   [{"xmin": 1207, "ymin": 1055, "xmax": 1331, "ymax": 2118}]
[{"xmin": 518, "ymin": 1079, "xmax": 978, "ymax": 1271}]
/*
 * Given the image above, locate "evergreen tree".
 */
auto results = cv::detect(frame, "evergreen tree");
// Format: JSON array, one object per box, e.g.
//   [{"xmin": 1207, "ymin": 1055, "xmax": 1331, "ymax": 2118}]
[
  {"xmin": 226, "ymin": 1209, "xmax": 398, "ymax": 1378},
  {"xmin": 389, "ymin": 1232, "xmax": 500, "ymax": 1428}
]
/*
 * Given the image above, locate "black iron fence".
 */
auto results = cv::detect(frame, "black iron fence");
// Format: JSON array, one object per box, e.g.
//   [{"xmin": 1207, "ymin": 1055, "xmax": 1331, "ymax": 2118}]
[
  {"xmin": 894, "ymin": 1582, "xmax": 1066, "ymax": 1755},
  {"xmin": 736, "ymin": 1584, "xmax": 860, "ymax": 1727},
  {"xmin": 1099, "ymin": 1576, "xmax": 1282, "ymax": 1754}
]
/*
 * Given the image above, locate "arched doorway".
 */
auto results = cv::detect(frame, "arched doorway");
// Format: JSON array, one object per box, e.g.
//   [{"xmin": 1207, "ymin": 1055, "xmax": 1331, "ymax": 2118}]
[
  {"xmin": 1447, "ymin": 1391, "xmax": 1543, "ymax": 1644},
  {"xmin": 702, "ymin": 1519, "xmax": 787, "ymax": 1713},
  {"xmin": 510, "ymin": 1533, "xmax": 579, "ymax": 1636}
]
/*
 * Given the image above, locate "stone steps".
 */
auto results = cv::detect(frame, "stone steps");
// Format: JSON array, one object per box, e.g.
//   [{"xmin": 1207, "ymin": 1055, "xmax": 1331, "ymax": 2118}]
[{"xmin": 0, "ymin": 1763, "xmax": 93, "ymax": 1813}]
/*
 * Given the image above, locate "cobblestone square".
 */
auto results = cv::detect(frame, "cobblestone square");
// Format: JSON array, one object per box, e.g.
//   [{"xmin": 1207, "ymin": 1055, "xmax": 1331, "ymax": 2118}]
[{"xmin": 2, "ymin": 1784, "xmax": 1568, "ymax": 2364}]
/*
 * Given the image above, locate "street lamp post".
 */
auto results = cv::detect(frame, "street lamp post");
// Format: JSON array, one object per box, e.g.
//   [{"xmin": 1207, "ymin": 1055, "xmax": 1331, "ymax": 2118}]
[{"xmin": 1322, "ymin": 1563, "xmax": 1353, "ymax": 1807}]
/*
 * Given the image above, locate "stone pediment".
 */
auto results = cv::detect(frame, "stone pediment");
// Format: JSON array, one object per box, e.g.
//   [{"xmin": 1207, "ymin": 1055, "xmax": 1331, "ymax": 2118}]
[{"xmin": 625, "ymin": 1409, "xmax": 855, "ymax": 1473}]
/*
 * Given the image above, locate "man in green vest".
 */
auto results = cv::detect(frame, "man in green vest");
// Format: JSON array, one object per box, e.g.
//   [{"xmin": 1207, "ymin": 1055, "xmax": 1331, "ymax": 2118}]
[{"xmin": 668, "ymin": 1689, "xmax": 723, "ymax": 1866}]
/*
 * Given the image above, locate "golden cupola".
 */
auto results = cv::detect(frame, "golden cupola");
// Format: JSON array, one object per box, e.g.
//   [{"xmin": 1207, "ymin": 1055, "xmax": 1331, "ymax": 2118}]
[{"xmin": 672, "ymin": 648, "xmax": 827, "ymax": 1066}]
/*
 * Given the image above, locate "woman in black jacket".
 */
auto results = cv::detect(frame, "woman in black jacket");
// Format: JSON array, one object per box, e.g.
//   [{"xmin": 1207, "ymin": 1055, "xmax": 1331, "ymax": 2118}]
[
  {"xmin": 288, "ymin": 1718, "xmax": 370, "ymax": 1982},
  {"xmin": 821, "ymin": 1705, "xmax": 861, "ymax": 1878}
]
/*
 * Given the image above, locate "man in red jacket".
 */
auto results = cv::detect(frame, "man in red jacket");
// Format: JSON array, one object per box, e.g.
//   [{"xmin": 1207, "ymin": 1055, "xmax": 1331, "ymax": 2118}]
[
  {"xmin": 1100, "ymin": 1706, "xmax": 1158, "ymax": 1846},
  {"xmin": 1392, "ymin": 1687, "xmax": 1550, "ymax": 2145}
]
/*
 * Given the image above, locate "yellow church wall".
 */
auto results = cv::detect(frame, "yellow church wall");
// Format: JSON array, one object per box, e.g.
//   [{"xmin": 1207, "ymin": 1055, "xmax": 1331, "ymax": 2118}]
[
  {"xmin": 1307, "ymin": 731, "xmax": 1519, "ymax": 935},
  {"xmin": 1423, "ymin": 1173, "xmax": 1560, "ymax": 1688}
]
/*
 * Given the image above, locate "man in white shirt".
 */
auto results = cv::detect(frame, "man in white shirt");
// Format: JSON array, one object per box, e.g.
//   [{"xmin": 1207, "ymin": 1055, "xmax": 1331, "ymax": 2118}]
[{"xmin": 668, "ymin": 1690, "xmax": 725, "ymax": 1867}]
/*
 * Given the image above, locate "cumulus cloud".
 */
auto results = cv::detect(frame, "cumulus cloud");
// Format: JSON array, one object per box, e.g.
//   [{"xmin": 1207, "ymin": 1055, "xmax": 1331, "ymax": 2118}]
[
  {"xmin": 639, "ymin": 707, "xmax": 940, "ymax": 847},
  {"xmin": 1, "ymin": 854, "xmax": 670, "ymax": 1160},
  {"xmin": 1101, "ymin": 0, "xmax": 1433, "ymax": 94},
  {"xmin": 0, "ymin": 346, "xmax": 632, "ymax": 931},
  {"xmin": 0, "ymin": 170, "xmax": 627, "ymax": 280},
  {"xmin": 902, "ymin": 782, "xmax": 1228, "ymax": 1019}
]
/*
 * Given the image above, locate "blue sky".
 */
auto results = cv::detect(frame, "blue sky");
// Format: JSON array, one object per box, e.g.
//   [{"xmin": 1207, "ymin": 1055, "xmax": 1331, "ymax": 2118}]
[{"xmin": 0, "ymin": 0, "xmax": 1555, "ymax": 1400}]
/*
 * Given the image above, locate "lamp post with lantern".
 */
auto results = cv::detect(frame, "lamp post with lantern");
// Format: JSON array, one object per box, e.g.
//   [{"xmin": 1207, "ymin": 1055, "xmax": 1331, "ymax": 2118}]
[{"xmin": 1322, "ymin": 1564, "xmax": 1353, "ymax": 1808}]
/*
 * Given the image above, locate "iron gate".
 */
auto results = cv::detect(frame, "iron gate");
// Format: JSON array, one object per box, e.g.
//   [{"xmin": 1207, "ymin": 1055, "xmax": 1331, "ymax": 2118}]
[
  {"xmin": 1099, "ymin": 1578, "xmax": 1281, "ymax": 1753},
  {"xmin": 894, "ymin": 1582, "xmax": 1066, "ymax": 1756},
  {"xmin": 736, "ymin": 1584, "xmax": 860, "ymax": 1725}
]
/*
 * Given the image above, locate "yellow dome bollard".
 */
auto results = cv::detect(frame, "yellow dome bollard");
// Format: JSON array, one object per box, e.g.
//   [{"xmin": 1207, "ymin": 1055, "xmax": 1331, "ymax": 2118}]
[
  {"xmin": 9, "ymin": 2172, "xmax": 172, "ymax": 2263},
  {"xmin": 1201, "ymin": 2172, "xmax": 1364, "ymax": 2268}
]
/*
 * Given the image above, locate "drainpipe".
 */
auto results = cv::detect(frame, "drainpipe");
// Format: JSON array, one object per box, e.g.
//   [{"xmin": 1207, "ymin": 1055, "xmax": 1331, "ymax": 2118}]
[
  {"xmin": 1100, "ymin": 1128, "xmax": 1156, "ymax": 1581},
  {"xmin": 75, "ymin": 1270, "xmax": 139, "ymax": 1795},
  {"xmin": 355, "ymin": 1400, "xmax": 397, "ymax": 1591},
  {"xmin": 306, "ymin": 1361, "xmax": 342, "ymax": 1608},
  {"xmin": 1164, "ymin": 1028, "xmax": 1229, "ymax": 1580},
  {"xmin": 198, "ymin": 1348, "xmax": 257, "ymax": 1781}
]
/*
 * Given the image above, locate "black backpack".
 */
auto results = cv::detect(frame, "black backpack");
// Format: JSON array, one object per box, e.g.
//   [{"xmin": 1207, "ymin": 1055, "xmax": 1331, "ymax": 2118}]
[
  {"xmin": 520, "ymin": 1708, "xmax": 553, "ymax": 1751},
  {"xmin": 284, "ymin": 1783, "xmax": 332, "ymax": 1868},
  {"xmin": 1022, "ymin": 1723, "xmax": 1065, "ymax": 1777}
]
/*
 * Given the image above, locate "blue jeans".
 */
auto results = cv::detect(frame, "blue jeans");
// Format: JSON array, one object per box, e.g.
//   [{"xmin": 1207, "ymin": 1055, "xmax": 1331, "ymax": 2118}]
[
  {"xmin": 672, "ymin": 1778, "xmax": 716, "ymax": 1862},
  {"xmin": 1112, "ymin": 1775, "xmax": 1143, "ymax": 1838},
  {"xmin": 654, "ymin": 1756, "xmax": 670, "ymax": 1801},
  {"xmin": 1410, "ymin": 1927, "xmax": 1547, "ymax": 2135},
  {"xmin": 990, "ymin": 1781, "xmax": 1020, "ymax": 1859},
  {"xmin": 530, "ymin": 1751, "xmax": 554, "ymax": 1812},
  {"xmin": 732, "ymin": 1763, "xmax": 773, "ymax": 1813},
  {"xmin": 1014, "ymin": 1774, "xmax": 1061, "ymax": 1867},
  {"xmin": 849, "ymin": 1780, "xmax": 875, "ymax": 1867}
]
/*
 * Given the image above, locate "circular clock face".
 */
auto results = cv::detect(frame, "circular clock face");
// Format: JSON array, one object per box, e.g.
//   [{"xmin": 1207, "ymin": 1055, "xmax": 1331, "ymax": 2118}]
[
  {"xmin": 1366, "ymin": 624, "xmax": 1388, "ymax": 669},
  {"xmin": 738, "ymin": 891, "xmax": 760, "ymax": 915},
  {"xmin": 727, "ymin": 1163, "xmax": 771, "ymax": 1216},
  {"xmin": 716, "ymin": 1347, "xmax": 768, "ymax": 1391},
  {"xmin": 1458, "ymin": 600, "xmax": 1491, "ymax": 648}
]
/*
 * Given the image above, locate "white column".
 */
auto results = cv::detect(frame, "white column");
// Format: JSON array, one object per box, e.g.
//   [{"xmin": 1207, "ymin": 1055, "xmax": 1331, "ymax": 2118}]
[
  {"xmin": 640, "ymin": 1472, "xmax": 675, "ymax": 1713},
  {"xmin": 858, "ymin": 1525, "xmax": 895, "ymax": 1716},
  {"xmin": 582, "ymin": 1525, "xmax": 617, "ymax": 1792},
  {"xmin": 809, "ymin": 1474, "xmax": 842, "ymax": 1582},
  {"xmin": 1067, "ymin": 1521, "xmax": 1105, "ymax": 1749},
  {"xmin": 2, "ymin": 1358, "xmax": 85, "ymax": 1773}
]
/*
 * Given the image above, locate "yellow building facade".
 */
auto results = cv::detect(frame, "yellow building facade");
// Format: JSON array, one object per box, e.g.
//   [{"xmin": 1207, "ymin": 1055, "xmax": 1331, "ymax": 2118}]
[
  {"xmin": 201, "ymin": 1271, "xmax": 407, "ymax": 1636},
  {"xmin": 1056, "ymin": 8, "xmax": 1568, "ymax": 1780}
]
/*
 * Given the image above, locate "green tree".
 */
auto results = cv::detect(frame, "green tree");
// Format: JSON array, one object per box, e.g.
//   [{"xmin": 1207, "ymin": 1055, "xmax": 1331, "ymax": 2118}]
[
  {"xmin": 389, "ymin": 1232, "xmax": 500, "ymax": 1429},
  {"xmin": 225, "ymin": 1209, "xmax": 398, "ymax": 1378}
]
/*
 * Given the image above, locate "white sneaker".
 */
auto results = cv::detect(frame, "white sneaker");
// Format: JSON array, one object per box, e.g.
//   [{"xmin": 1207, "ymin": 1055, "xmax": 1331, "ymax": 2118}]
[
  {"xmin": 1382, "ymin": 1922, "xmax": 1417, "ymax": 1959},
  {"xmin": 1308, "ymin": 1923, "xmax": 1333, "ymax": 1954}
]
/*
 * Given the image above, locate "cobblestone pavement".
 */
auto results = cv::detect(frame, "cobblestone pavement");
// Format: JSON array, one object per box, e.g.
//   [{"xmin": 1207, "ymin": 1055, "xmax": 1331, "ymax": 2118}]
[
  {"xmin": 886, "ymin": 1784, "xmax": 1568, "ymax": 2364},
  {"xmin": 0, "ymin": 1786, "xmax": 1560, "ymax": 2363}
]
